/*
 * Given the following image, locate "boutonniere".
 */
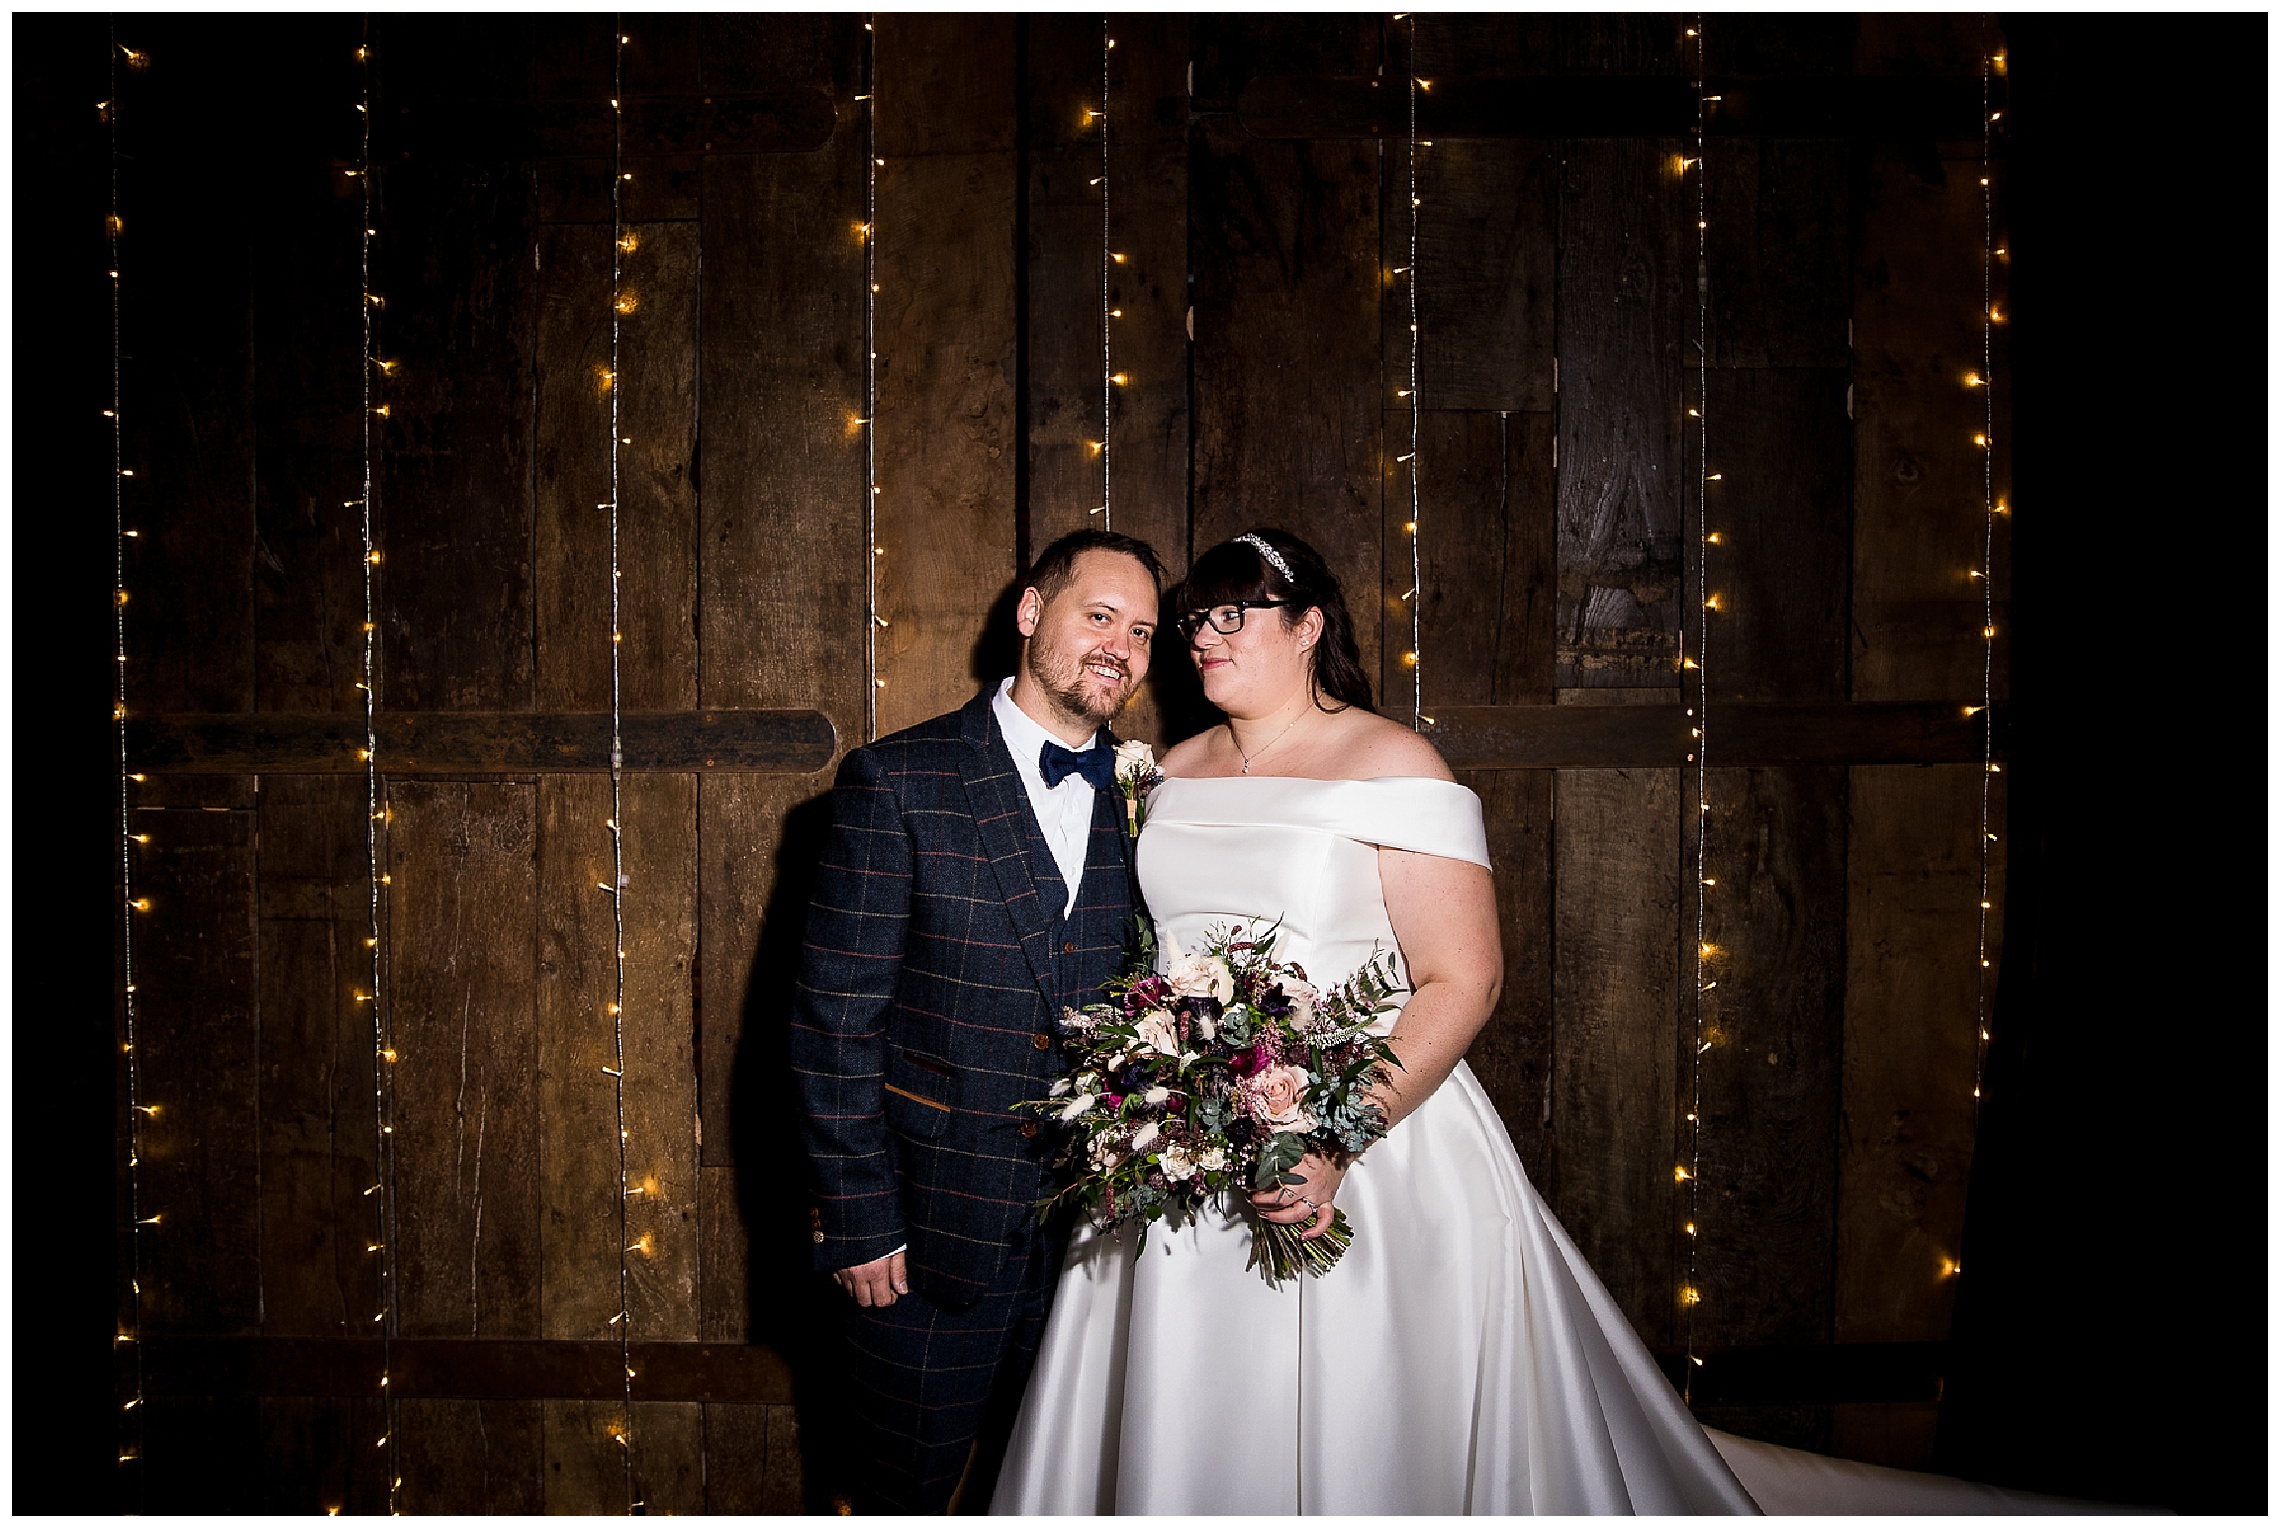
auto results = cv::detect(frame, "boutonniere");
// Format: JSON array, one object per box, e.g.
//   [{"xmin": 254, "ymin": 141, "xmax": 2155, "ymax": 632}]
[{"xmin": 1113, "ymin": 739, "xmax": 1162, "ymax": 838}]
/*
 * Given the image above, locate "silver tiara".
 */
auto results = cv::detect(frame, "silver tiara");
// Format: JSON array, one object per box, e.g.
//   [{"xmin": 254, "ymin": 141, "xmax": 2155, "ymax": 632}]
[{"xmin": 1236, "ymin": 532, "xmax": 1297, "ymax": 586}]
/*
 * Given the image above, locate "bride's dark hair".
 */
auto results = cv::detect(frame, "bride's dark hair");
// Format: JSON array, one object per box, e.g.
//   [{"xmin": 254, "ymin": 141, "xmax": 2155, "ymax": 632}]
[{"xmin": 1176, "ymin": 528, "xmax": 1374, "ymax": 713}]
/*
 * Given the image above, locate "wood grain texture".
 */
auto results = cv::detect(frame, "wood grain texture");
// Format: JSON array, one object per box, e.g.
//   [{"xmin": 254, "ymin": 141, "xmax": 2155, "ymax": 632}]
[
  {"xmin": 1190, "ymin": 116, "xmax": 1384, "ymax": 677},
  {"xmin": 133, "ymin": 805, "xmax": 263, "ymax": 1333},
  {"xmin": 1549, "ymin": 693, "xmax": 1681, "ymax": 1348},
  {"xmin": 537, "ymin": 774, "xmax": 699, "ymax": 1341},
  {"xmin": 255, "ymin": 775, "xmax": 383, "ymax": 1337},
  {"xmin": 1852, "ymin": 140, "xmax": 2011, "ymax": 704},
  {"xmin": 534, "ymin": 221, "xmax": 698, "ymax": 712},
  {"xmin": 542, "ymin": 1399, "xmax": 703, "ymax": 1514},
  {"xmin": 1690, "ymin": 764, "xmax": 1847, "ymax": 1351},
  {"xmin": 1705, "ymin": 139, "xmax": 1851, "ymax": 370},
  {"xmin": 129, "ymin": 709, "xmax": 835, "ymax": 774},
  {"xmin": 372, "ymin": 21, "xmax": 538, "ymax": 711},
  {"xmin": 698, "ymin": 778, "xmax": 841, "ymax": 1364},
  {"xmin": 1410, "ymin": 411, "xmax": 1557, "ymax": 707},
  {"xmin": 695, "ymin": 29, "xmax": 865, "ymax": 730},
  {"xmin": 1413, "ymin": 138, "xmax": 1556, "ymax": 412},
  {"xmin": 1556, "ymin": 137, "xmax": 1686, "ymax": 689},
  {"xmin": 1702, "ymin": 368, "xmax": 1853, "ymax": 702},
  {"xmin": 873, "ymin": 15, "xmax": 1021, "ymax": 736},
  {"xmin": 1837, "ymin": 767, "xmax": 2002, "ymax": 1345},
  {"xmin": 246, "ymin": 16, "xmax": 370, "ymax": 716},
  {"xmin": 387, "ymin": 780, "xmax": 540, "ymax": 1338},
  {"xmin": 1460, "ymin": 770, "xmax": 1555, "ymax": 1180},
  {"xmin": 145, "ymin": 1335, "xmax": 798, "ymax": 1401},
  {"xmin": 396, "ymin": 1398, "xmax": 545, "ymax": 1514},
  {"xmin": 705, "ymin": 1402, "xmax": 807, "ymax": 1513}
]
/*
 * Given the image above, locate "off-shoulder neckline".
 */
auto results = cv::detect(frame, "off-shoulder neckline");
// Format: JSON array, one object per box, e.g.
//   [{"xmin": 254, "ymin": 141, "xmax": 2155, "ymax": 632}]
[{"xmin": 1158, "ymin": 773, "xmax": 1462, "ymax": 785}]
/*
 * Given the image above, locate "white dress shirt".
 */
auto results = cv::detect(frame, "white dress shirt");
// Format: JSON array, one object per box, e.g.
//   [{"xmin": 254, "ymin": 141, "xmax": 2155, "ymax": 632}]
[{"xmin": 992, "ymin": 676, "xmax": 1100, "ymax": 918}]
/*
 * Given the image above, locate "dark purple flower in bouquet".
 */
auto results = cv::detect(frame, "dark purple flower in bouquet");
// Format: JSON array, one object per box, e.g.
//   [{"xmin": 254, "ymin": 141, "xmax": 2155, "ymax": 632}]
[
  {"xmin": 1103, "ymin": 1092, "xmax": 1124, "ymax": 1110},
  {"xmin": 1228, "ymin": 1046, "xmax": 1263, "ymax": 1078}
]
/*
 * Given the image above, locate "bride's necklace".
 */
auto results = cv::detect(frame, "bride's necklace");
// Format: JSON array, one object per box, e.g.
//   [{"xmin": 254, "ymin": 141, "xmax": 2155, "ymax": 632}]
[{"xmin": 1231, "ymin": 708, "xmax": 1308, "ymax": 774}]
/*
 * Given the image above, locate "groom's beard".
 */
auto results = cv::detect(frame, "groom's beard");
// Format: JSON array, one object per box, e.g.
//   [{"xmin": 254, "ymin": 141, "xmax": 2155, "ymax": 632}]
[{"xmin": 1027, "ymin": 640, "xmax": 1139, "ymax": 726}]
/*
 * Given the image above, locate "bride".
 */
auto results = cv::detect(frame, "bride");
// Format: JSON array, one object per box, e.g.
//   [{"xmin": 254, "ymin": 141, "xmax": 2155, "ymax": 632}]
[{"xmin": 989, "ymin": 528, "xmax": 1759, "ymax": 1515}]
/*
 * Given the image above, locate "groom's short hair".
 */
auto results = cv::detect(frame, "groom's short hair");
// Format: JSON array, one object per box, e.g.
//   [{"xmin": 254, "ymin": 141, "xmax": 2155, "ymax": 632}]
[{"xmin": 1025, "ymin": 530, "xmax": 1165, "ymax": 607}]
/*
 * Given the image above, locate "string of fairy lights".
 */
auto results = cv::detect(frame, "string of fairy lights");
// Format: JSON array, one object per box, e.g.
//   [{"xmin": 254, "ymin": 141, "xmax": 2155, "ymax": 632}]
[
  {"xmin": 605, "ymin": 19, "xmax": 641, "ymax": 1510},
  {"xmin": 106, "ymin": 25, "xmax": 151, "ymax": 1491},
  {"xmin": 1404, "ymin": 21, "xmax": 1423, "ymax": 730},
  {"xmin": 1970, "ymin": 31, "xmax": 2007, "ymax": 1110},
  {"xmin": 1678, "ymin": 12, "xmax": 1713, "ymax": 1400},
  {"xmin": 860, "ymin": 17, "xmax": 879, "ymax": 740},
  {"xmin": 351, "ymin": 25, "xmax": 405, "ymax": 1514},
  {"xmin": 1096, "ymin": 17, "xmax": 1114, "ymax": 528}
]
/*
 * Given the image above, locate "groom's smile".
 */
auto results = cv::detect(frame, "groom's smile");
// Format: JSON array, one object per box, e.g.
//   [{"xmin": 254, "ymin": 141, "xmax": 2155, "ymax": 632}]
[{"xmin": 1012, "ymin": 546, "xmax": 1160, "ymax": 738}]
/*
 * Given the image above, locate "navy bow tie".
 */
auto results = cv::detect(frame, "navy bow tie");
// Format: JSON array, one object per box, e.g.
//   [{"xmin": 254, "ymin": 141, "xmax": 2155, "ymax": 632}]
[{"xmin": 1040, "ymin": 738, "xmax": 1117, "ymax": 792}]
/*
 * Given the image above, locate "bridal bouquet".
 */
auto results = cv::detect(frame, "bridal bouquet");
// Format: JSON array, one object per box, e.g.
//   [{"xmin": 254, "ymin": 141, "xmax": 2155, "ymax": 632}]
[{"xmin": 1026, "ymin": 921, "xmax": 1405, "ymax": 1285}]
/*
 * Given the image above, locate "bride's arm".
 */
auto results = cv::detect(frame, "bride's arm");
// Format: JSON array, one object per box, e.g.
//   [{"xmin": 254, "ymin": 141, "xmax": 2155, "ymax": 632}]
[
  {"xmin": 1254, "ymin": 845, "xmax": 1501, "ymax": 1237},
  {"xmin": 1373, "ymin": 845, "xmax": 1504, "ymax": 1130}
]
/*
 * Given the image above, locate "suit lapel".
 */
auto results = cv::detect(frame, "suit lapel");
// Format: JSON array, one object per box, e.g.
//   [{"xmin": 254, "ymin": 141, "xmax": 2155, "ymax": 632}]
[{"xmin": 958, "ymin": 690, "xmax": 1060, "ymax": 1007}]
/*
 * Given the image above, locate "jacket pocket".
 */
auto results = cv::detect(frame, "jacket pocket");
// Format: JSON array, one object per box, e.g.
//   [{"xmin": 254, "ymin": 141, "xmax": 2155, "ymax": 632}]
[{"xmin": 882, "ymin": 1057, "xmax": 953, "ymax": 1142}]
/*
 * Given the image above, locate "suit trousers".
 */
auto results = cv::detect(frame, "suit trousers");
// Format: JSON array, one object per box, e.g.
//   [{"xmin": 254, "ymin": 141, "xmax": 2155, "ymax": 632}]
[{"xmin": 842, "ymin": 1216, "xmax": 1061, "ymax": 1513}]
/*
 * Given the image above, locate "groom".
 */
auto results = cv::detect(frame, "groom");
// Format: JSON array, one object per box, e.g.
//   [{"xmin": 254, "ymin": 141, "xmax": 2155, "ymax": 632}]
[{"xmin": 790, "ymin": 529, "xmax": 1164, "ymax": 1513}]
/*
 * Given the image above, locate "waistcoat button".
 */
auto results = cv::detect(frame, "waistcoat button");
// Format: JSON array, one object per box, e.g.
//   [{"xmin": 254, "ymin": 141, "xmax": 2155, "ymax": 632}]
[
  {"xmin": 1031, "ymin": 1032, "xmax": 1051, "ymax": 1051},
  {"xmin": 1062, "ymin": 940, "xmax": 1076, "ymax": 953},
  {"xmin": 1020, "ymin": 1121, "xmax": 1040, "ymax": 1139}
]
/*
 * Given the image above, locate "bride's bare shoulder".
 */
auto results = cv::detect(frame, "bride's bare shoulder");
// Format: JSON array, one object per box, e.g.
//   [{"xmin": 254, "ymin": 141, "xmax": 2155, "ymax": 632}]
[
  {"xmin": 1324, "ymin": 708, "xmax": 1456, "ymax": 782},
  {"xmin": 1158, "ymin": 729, "xmax": 1223, "ymax": 778}
]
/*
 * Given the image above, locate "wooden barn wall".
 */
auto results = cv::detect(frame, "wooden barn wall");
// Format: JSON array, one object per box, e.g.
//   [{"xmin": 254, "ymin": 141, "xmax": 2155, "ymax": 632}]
[{"xmin": 100, "ymin": 13, "xmax": 2006, "ymax": 1511}]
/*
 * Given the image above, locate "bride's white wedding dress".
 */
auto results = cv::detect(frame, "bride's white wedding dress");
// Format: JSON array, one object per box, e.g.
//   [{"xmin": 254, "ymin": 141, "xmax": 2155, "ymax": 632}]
[{"xmin": 990, "ymin": 775, "xmax": 1759, "ymax": 1514}]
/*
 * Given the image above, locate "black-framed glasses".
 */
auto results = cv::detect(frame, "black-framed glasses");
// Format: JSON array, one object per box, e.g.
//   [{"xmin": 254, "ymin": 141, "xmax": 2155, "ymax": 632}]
[{"xmin": 1175, "ymin": 600, "xmax": 1293, "ymax": 642}]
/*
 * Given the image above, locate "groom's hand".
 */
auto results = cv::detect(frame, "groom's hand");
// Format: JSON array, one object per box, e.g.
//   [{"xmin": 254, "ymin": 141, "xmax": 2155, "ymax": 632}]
[{"xmin": 833, "ymin": 1249, "xmax": 909, "ymax": 1308}]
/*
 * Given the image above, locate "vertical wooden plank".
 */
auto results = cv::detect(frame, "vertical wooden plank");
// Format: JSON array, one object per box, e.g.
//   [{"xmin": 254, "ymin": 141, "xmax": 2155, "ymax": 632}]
[
  {"xmin": 873, "ymin": 14, "xmax": 1020, "ymax": 736},
  {"xmin": 1690, "ymin": 765, "xmax": 1847, "ymax": 1352},
  {"xmin": 1417, "ymin": 411, "xmax": 1557, "ymax": 1175},
  {"xmin": 248, "ymin": 16, "xmax": 369, "ymax": 716},
  {"xmin": 692, "ymin": 18, "xmax": 863, "ymax": 1401},
  {"xmin": 1550, "ymin": 730, "xmax": 1680, "ymax": 1349},
  {"xmin": 538, "ymin": 774, "xmax": 699, "ymax": 1341},
  {"xmin": 396, "ymin": 1398, "xmax": 545, "ymax": 1514},
  {"xmin": 1706, "ymin": 139, "xmax": 1852, "ymax": 371},
  {"xmin": 695, "ymin": 20, "xmax": 865, "ymax": 729},
  {"xmin": 1022, "ymin": 16, "xmax": 1190, "ymax": 746},
  {"xmin": 1841, "ymin": 51, "xmax": 2009, "ymax": 1369},
  {"xmin": 388, "ymin": 780, "xmax": 540, "ymax": 1337},
  {"xmin": 698, "ymin": 780, "xmax": 841, "ymax": 1353},
  {"xmin": 1852, "ymin": 140, "xmax": 2005, "ymax": 701},
  {"xmin": 1190, "ymin": 117, "xmax": 1384, "ymax": 677},
  {"xmin": 1415, "ymin": 411, "xmax": 1556, "ymax": 706},
  {"xmin": 256, "ymin": 775, "xmax": 383, "ymax": 1337},
  {"xmin": 373, "ymin": 18, "xmax": 538, "ymax": 711},
  {"xmin": 1411, "ymin": 129, "xmax": 1556, "ymax": 411},
  {"xmin": 1023, "ymin": 15, "xmax": 1115, "ymax": 543},
  {"xmin": 1555, "ymin": 138, "xmax": 1687, "ymax": 690},
  {"xmin": 133, "ymin": 805, "xmax": 263, "ymax": 1333},
  {"xmin": 1838, "ymin": 765, "xmax": 2002, "ymax": 1344},
  {"xmin": 1461, "ymin": 770, "xmax": 1555, "ymax": 1182},
  {"xmin": 534, "ymin": 220, "xmax": 698, "ymax": 714},
  {"xmin": 1704, "ymin": 368, "xmax": 1852, "ymax": 702}
]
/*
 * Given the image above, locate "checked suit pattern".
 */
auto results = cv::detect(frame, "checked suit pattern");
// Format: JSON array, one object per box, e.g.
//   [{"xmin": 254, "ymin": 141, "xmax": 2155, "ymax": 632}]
[{"xmin": 790, "ymin": 688, "xmax": 1139, "ymax": 1510}]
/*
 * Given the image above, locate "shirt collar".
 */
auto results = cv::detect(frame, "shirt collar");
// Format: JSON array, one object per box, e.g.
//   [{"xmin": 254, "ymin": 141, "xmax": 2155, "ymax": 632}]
[{"xmin": 993, "ymin": 676, "xmax": 1098, "ymax": 786}]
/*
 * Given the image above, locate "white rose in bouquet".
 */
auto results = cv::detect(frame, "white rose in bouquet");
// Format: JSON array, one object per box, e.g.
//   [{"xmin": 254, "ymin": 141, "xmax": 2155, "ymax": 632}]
[
  {"xmin": 1135, "ymin": 1008, "xmax": 1182, "ymax": 1057},
  {"xmin": 1165, "ymin": 951, "xmax": 1235, "ymax": 1003}
]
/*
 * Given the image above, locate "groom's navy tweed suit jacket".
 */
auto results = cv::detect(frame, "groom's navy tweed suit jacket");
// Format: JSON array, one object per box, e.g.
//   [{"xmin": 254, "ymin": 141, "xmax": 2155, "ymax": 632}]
[{"xmin": 790, "ymin": 688, "xmax": 1136, "ymax": 1306}]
